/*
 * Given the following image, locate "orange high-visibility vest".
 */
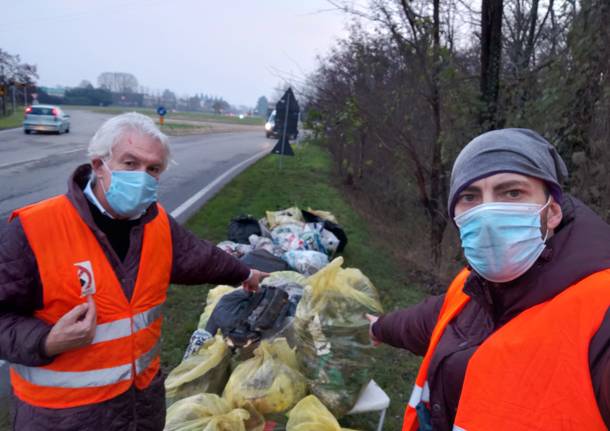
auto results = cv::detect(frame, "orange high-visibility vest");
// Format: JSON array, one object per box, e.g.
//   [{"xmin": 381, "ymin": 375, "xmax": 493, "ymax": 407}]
[
  {"xmin": 9, "ymin": 195, "xmax": 172, "ymax": 409},
  {"xmin": 403, "ymin": 268, "xmax": 610, "ymax": 431},
  {"xmin": 402, "ymin": 268, "xmax": 472, "ymax": 431}
]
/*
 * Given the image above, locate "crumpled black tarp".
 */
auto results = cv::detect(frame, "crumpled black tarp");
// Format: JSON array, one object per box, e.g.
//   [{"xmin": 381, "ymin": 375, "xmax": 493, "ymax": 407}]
[{"xmin": 205, "ymin": 286, "xmax": 296, "ymax": 348}]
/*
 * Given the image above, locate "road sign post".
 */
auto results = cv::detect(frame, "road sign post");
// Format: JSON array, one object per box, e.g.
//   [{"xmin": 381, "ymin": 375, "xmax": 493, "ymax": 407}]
[
  {"xmin": 270, "ymin": 88, "xmax": 299, "ymax": 168},
  {"xmin": 157, "ymin": 106, "xmax": 167, "ymax": 126}
]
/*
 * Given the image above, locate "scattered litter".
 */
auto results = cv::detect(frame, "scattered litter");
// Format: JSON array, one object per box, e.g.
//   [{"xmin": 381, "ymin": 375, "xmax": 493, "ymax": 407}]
[
  {"xmin": 266, "ymin": 207, "xmax": 304, "ymax": 229},
  {"xmin": 220, "ymin": 207, "xmax": 348, "ymax": 275},
  {"xmin": 284, "ymin": 250, "xmax": 329, "ymax": 277},
  {"xmin": 217, "ymin": 241, "xmax": 252, "ymax": 258},
  {"xmin": 241, "ymin": 249, "xmax": 291, "ymax": 273}
]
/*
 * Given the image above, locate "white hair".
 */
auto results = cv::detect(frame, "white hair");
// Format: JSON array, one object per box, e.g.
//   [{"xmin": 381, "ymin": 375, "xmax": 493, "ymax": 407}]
[{"xmin": 87, "ymin": 112, "xmax": 171, "ymax": 169}]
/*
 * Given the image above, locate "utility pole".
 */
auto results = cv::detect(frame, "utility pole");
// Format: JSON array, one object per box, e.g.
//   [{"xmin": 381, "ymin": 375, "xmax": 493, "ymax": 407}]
[
  {"xmin": 279, "ymin": 92, "xmax": 290, "ymax": 170},
  {"xmin": 0, "ymin": 65, "xmax": 5, "ymax": 116},
  {"xmin": 11, "ymin": 85, "xmax": 16, "ymax": 112}
]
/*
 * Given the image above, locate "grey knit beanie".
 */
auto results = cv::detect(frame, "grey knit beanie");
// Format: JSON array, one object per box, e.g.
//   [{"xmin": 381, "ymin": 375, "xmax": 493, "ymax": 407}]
[{"xmin": 448, "ymin": 128, "xmax": 568, "ymax": 218}]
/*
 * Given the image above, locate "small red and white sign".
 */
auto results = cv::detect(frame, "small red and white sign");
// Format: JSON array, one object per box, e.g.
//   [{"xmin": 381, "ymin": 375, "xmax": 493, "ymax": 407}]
[{"xmin": 74, "ymin": 260, "xmax": 96, "ymax": 296}]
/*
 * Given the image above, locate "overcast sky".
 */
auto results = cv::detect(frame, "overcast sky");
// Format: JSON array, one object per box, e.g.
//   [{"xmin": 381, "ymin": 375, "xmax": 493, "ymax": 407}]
[{"xmin": 2, "ymin": 1, "xmax": 349, "ymax": 106}]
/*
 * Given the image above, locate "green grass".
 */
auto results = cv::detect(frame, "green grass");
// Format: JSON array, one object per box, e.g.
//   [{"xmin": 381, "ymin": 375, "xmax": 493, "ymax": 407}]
[
  {"xmin": 159, "ymin": 122, "xmax": 212, "ymax": 136},
  {"xmin": 73, "ymin": 105, "xmax": 264, "ymax": 126},
  {"xmin": 161, "ymin": 140, "xmax": 426, "ymax": 430},
  {"xmin": 169, "ymin": 111, "xmax": 264, "ymax": 126},
  {"xmin": 0, "ymin": 108, "xmax": 24, "ymax": 130}
]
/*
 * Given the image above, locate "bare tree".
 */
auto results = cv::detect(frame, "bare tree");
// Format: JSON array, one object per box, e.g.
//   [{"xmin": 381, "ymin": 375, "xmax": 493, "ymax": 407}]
[
  {"xmin": 97, "ymin": 72, "xmax": 139, "ymax": 93},
  {"xmin": 78, "ymin": 80, "xmax": 93, "ymax": 89},
  {"xmin": 0, "ymin": 49, "xmax": 38, "ymax": 115}
]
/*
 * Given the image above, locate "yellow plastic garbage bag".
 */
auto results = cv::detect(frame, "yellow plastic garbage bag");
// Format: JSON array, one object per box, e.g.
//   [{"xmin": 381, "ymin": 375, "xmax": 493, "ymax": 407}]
[
  {"xmin": 165, "ymin": 334, "xmax": 231, "ymax": 406},
  {"xmin": 266, "ymin": 207, "xmax": 303, "ymax": 228},
  {"xmin": 305, "ymin": 208, "xmax": 338, "ymax": 224},
  {"xmin": 198, "ymin": 285, "xmax": 237, "ymax": 329},
  {"xmin": 294, "ymin": 257, "xmax": 383, "ymax": 417},
  {"xmin": 286, "ymin": 395, "xmax": 358, "ymax": 431},
  {"xmin": 262, "ymin": 271, "xmax": 307, "ymax": 287},
  {"xmin": 164, "ymin": 393, "xmax": 258, "ymax": 431},
  {"xmin": 223, "ymin": 338, "xmax": 307, "ymax": 415}
]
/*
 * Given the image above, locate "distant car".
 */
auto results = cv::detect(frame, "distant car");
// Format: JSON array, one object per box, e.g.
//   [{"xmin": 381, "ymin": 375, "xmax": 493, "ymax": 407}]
[
  {"xmin": 23, "ymin": 105, "xmax": 71, "ymax": 134},
  {"xmin": 265, "ymin": 109, "xmax": 277, "ymax": 138},
  {"xmin": 264, "ymin": 109, "xmax": 299, "ymax": 140}
]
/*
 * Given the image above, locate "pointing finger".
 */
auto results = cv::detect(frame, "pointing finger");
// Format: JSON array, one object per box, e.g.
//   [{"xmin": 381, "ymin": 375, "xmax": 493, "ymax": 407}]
[
  {"xmin": 62, "ymin": 302, "xmax": 89, "ymax": 323},
  {"xmin": 82, "ymin": 295, "xmax": 97, "ymax": 328}
]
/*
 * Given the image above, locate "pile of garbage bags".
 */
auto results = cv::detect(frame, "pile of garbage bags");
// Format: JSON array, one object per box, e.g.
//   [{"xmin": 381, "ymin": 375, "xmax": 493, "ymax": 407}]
[
  {"xmin": 164, "ymin": 258, "xmax": 382, "ymax": 431},
  {"xmin": 217, "ymin": 207, "xmax": 348, "ymax": 276}
]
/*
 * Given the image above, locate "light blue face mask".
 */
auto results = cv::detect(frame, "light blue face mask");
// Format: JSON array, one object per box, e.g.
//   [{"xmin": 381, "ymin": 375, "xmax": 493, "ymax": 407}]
[
  {"xmin": 102, "ymin": 162, "xmax": 158, "ymax": 219},
  {"xmin": 454, "ymin": 199, "xmax": 551, "ymax": 283}
]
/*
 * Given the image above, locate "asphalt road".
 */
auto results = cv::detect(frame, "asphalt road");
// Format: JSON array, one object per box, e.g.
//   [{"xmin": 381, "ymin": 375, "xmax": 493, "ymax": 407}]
[{"xmin": 0, "ymin": 109, "xmax": 272, "ymax": 223}]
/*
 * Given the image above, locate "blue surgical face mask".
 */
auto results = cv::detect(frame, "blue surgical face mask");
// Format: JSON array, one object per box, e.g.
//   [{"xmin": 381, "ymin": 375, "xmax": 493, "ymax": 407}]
[
  {"xmin": 101, "ymin": 162, "xmax": 158, "ymax": 219},
  {"xmin": 454, "ymin": 199, "xmax": 551, "ymax": 283}
]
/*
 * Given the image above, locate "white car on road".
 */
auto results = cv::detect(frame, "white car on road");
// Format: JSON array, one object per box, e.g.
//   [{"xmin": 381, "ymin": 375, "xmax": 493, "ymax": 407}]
[{"xmin": 23, "ymin": 104, "xmax": 71, "ymax": 134}]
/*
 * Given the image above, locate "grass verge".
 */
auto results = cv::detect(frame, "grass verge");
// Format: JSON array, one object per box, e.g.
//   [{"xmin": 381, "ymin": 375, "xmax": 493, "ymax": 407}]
[
  {"xmin": 161, "ymin": 139, "xmax": 426, "ymax": 430},
  {"xmin": 159, "ymin": 122, "xmax": 212, "ymax": 136},
  {"xmin": 74, "ymin": 105, "xmax": 264, "ymax": 126},
  {"xmin": 0, "ymin": 109, "xmax": 24, "ymax": 130}
]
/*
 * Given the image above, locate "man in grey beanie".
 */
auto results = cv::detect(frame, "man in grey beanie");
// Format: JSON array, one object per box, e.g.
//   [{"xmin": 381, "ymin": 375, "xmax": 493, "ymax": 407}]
[{"xmin": 367, "ymin": 128, "xmax": 610, "ymax": 430}]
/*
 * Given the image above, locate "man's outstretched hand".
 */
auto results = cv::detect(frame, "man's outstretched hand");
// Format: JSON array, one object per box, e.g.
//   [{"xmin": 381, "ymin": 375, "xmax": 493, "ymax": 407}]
[
  {"xmin": 242, "ymin": 269, "xmax": 269, "ymax": 293},
  {"xmin": 366, "ymin": 313, "xmax": 381, "ymax": 346},
  {"xmin": 44, "ymin": 295, "xmax": 97, "ymax": 357}
]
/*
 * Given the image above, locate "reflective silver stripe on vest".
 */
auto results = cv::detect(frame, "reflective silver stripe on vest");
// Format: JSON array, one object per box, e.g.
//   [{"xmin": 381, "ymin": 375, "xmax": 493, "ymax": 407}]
[
  {"xmin": 422, "ymin": 381, "xmax": 430, "ymax": 402},
  {"xmin": 408, "ymin": 380, "xmax": 430, "ymax": 408},
  {"xmin": 11, "ymin": 306, "xmax": 162, "ymax": 389},
  {"xmin": 453, "ymin": 425, "xmax": 467, "ymax": 431},
  {"xmin": 408, "ymin": 384, "xmax": 423, "ymax": 408},
  {"xmin": 133, "ymin": 304, "xmax": 163, "ymax": 332},
  {"xmin": 92, "ymin": 304, "xmax": 163, "ymax": 344},
  {"xmin": 11, "ymin": 340, "xmax": 161, "ymax": 388},
  {"xmin": 11, "ymin": 362, "xmax": 132, "ymax": 388},
  {"xmin": 135, "ymin": 340, "xmax": 161, "ymax": 374}
]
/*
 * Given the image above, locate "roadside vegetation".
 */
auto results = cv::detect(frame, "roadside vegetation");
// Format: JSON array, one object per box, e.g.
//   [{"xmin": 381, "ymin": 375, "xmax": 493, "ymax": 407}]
[
  {"xmin": 0, "ymin": 108, "xmax": 23, "ymax": 130},
  {"xmin": 83, "ymin": 105, "xmax": 264, "ymax": 126},
  {"xmin": 161, "ymin": 139, "xmax": 425, "ymax": 430},
  {"xmin": 158, "ymin": 122, "xmax": 212, "ymax": 136},
  {"xmin": 304, "ymin": 0, "xmax": 610, "ymax": 281}
]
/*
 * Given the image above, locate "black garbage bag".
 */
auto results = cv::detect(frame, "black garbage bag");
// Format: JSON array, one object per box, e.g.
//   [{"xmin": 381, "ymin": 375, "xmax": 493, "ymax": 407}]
[
  {"xmin": 205, "ymin": 286, "xmax": 293, "ymax": 348},
  {"xmin": 228, "ymin": 215, "xmax": 262, "ymax": 244}
]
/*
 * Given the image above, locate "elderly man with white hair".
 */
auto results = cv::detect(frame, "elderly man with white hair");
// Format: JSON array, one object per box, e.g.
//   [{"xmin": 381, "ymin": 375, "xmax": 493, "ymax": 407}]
[{"xmin": 0, "ymin": 112, "xmax": 265, "ymax": 430}]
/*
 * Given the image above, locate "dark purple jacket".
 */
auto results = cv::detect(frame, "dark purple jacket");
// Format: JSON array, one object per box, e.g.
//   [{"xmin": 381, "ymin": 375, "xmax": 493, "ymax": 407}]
[
  {"xmin": 373, "ymin": 196, "xmax": 610, "ymax": 430},
  {"xmin": 0, "ymin": 165, "xmax": 251, "ymax": 431}
]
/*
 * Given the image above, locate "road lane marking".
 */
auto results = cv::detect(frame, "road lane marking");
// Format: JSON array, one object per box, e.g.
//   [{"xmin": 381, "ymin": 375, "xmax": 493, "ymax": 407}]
[{"xmin": 170, "ymin": 148, "xmax": 269, "ymax": 220}]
